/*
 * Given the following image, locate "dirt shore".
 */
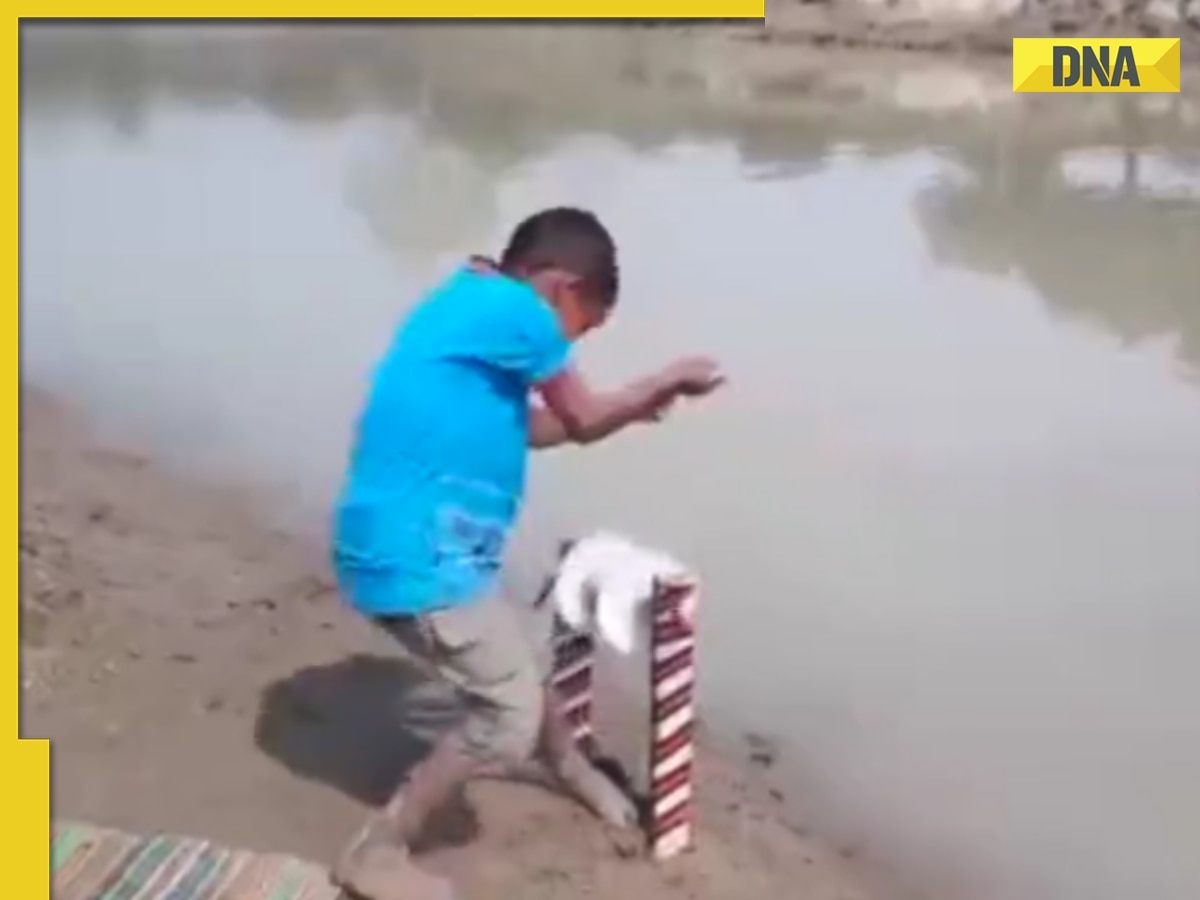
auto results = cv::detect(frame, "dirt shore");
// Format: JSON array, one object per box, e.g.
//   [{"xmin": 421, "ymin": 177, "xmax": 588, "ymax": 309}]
[
  {"xmin": 755, "ymin": 0, "xmax": 1200, "ymax": 58},
  {"xmin": 21, "ymin": 387, "xmax": 896, "ymax": 900}
]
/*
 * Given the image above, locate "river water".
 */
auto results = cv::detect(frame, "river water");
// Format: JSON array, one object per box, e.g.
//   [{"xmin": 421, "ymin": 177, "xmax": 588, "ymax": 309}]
[{"xmin": 20, "ymin": 23, "xmax": 1200, "ymax": 900}]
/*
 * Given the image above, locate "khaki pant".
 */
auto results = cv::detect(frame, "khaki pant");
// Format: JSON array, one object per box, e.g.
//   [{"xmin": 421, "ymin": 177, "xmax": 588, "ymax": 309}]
[{"xmin": 374, "ymin": 595, "xmax": 543, "ymax": 766}]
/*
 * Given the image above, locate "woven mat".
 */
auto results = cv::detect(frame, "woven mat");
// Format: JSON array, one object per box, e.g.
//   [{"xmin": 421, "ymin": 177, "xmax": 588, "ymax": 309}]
[{"xmin": 52, "ymin": 821, "xmax": 344, "ymax": 900}]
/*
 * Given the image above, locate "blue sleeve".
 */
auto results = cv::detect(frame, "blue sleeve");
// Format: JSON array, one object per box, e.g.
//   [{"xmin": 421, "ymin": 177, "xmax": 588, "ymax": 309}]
[{"xmin": 473, "ymin": 279, "xmax": 571, "ymax": 386}]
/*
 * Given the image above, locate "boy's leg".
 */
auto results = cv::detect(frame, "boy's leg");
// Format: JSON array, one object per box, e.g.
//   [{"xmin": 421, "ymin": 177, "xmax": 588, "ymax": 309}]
[
  {"xmin": 333, "ymin": 596, "xmax": 545, "ymax": 900},
  {"xmin": 377, "ymin": 597, "xmax": 636, "ymax": 831},
  {"xmin": 333, "ymin": 595, "xmax": 637, "ymax": 899},
  {"xmin": 376, "ymin": 597, "xmax": 546, "ymax": 842}
]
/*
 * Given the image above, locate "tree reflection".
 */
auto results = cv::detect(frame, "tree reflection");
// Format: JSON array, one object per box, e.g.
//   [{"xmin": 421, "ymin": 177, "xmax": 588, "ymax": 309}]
[
  {"xmin": 917, "ymin": 139, "xmax": 1200, "ymax": 373},
  {"xmin": 20, "ymin": 24, "xmax": 827, "ymax": 165},
  {"xmin": 21, "ymin": 25, "xmax": 154, "ymax": 139},
  {"xmin": 22, "ymin": 22, "xmax": 1200, "ymax": 367},
  {"xmin": 344, "ymin": 124, "xmax": 503, "ymax": 271}
]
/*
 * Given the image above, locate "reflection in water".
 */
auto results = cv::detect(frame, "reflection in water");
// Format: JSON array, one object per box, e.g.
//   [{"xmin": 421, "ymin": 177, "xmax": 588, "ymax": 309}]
[
  {"xmin": 918, "ymin": 145, "xmax": 1200, "ymax": 372},
  {"xmin": 20, "ymin": 24, "xmax": 1200, "ymax": 900},
  {"xmin": 345, "ymin": 124, "xmax": 504, "ymax": 274}
]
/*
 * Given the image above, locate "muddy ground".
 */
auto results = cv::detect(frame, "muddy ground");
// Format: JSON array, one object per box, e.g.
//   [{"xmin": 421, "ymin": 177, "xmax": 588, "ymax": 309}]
[{"xmin": 753, "ymin": 0, "xmax": 1199, "ymax": 58}]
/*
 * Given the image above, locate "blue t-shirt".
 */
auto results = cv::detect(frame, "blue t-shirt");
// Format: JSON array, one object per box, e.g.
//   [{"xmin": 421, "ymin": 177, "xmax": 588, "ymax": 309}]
[{"xmin": 333, "ymin": 267, "xmax": 571, "ymax": 616}]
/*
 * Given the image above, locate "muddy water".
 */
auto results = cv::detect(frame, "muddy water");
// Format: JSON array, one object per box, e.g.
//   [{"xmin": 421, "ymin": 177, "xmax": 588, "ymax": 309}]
[{"xmin": 20, "ymin": 24, "xmax": 1200, "ymax": 900}]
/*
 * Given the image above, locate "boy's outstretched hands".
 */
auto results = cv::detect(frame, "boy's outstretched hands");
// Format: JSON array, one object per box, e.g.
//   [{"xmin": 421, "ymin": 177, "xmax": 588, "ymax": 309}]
[
  {"xmin": 639, "ymin": 356, "xmax": 725, "ymax": 423},
  {"xmin": 662, "ymin": 356, "xmax": 726, "ymax": 398}
]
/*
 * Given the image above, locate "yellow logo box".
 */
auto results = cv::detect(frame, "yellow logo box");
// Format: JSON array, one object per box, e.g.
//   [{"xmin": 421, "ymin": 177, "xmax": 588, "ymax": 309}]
[{"xmin": 1013, "ymin": 37, "xmax": 1181, "ymax": 93}]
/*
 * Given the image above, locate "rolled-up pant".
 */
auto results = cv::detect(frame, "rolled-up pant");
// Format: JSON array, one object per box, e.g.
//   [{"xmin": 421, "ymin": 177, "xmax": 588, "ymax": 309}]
[{"xmin": 374, "ymin": 594, "xmax": 543, "ymax": 766}]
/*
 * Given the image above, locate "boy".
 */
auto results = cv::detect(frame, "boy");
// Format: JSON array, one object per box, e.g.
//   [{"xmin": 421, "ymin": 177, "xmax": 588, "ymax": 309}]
[{"xmin": 331, "ymin": 207, "xmax": 723, "ymax": 900}]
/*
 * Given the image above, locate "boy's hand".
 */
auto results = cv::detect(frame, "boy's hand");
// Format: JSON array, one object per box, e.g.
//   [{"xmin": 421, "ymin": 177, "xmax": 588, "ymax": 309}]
[
  {"xmin": 536, "ymin": 357, "xmax": 723, "ymax": 446},
  {"xmin": 663, "ymin": 356, "xmax": 726, "ymax": 398}
]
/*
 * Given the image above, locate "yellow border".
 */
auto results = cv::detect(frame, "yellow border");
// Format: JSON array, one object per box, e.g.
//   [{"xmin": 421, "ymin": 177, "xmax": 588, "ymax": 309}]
[
  {"xmin": 11, "ymin": 16, "xmax": 52, "ymax": 900},
  {"xmin": 22, "ymin": 2, "xmax": 765, "ymax": 15}
]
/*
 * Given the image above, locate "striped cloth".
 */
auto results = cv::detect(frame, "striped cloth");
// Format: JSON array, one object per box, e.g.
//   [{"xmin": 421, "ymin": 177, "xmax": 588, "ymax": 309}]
[{"xmin": 52, "ymin": 821, "xmax": 343, "ymax": 900}]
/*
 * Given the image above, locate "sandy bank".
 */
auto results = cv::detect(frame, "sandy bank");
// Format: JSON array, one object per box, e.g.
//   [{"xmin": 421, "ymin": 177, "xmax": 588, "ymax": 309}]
[{"xmin": 754, "ymin": 0, "xmax": 1199, "ymax": 58}]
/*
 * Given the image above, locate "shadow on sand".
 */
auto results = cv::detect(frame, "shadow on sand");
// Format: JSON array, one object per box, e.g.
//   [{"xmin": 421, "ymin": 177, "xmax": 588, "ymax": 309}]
[{"xmin": 253, "ymin": 653, "xmax": 481, "ymax": 851}]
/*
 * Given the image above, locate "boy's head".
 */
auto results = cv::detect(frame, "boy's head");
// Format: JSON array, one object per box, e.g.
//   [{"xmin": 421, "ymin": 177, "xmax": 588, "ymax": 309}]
[{"xmin": 499, "ymin": 207, "xmax": 618, "ymax": 340}]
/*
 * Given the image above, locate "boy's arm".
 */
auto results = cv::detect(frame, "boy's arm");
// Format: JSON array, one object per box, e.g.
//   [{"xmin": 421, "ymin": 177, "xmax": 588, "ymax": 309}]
[
  {"xmin": 534, "ymin": 364, "xmax": 678, "ymax": 446},
  {"xmin": 529, "ymin": 402, "xmax": 572, "ymax": 449}
]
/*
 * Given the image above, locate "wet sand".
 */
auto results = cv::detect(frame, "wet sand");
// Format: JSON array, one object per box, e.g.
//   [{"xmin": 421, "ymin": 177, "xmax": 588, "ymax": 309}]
[{"xmin": 21, "ymin": 388, "xmax": 895, "ymax": 900}]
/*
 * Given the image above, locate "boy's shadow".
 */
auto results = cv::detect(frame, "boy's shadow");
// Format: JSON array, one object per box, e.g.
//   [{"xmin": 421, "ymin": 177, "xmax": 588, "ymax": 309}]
[{"xmin": 254, "ymin": 654, "xmax": 481, "ymax": 851}]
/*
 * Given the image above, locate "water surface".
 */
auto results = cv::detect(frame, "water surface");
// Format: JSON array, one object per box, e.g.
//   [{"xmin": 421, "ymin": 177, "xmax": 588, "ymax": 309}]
[{"xmin": 20, "ymin": 24, "xmax": 1200, "ymax": 900}]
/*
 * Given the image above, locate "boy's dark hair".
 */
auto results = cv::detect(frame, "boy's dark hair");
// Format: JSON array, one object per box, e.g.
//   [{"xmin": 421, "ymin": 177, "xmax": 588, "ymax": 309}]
[{"xmin": 499, "ymin": 207, "xmax": 619, "ymax": 309}]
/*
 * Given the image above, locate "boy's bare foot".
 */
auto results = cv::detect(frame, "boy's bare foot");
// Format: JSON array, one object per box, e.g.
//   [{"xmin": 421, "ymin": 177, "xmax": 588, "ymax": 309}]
[{"xmin": 332, "ymin": 815, "xmax": 458, "ymax": 900}]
